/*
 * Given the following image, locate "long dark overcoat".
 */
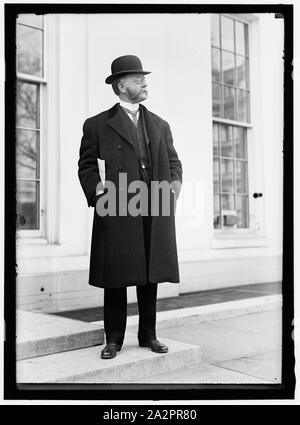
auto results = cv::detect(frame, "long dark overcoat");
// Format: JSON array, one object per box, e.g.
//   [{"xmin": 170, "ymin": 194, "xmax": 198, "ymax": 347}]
[{"xmin": 78, "ymin": 103, "xmax": 183, "ymax": 288}]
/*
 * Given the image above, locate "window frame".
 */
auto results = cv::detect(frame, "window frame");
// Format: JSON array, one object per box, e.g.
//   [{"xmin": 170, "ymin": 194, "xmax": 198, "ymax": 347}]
[
  {"xmin": 211, "ymin": 13, "xmax": 261, "ymax": 238},
  {"xmin": 16, "ymin": 14, "xmax": 47, "ymax": 240},
  {"xmin": 211, "ymin": 14, "xmax": 251, "ymax": 124}
]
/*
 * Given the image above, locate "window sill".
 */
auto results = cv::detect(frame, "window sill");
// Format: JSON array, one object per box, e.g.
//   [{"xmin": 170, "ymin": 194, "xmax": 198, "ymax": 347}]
[
  {"xmin": 211, "ymin": 234, "xmax": 269, "ymax": 249},
  {"xmin": 17, "ymin": 237, "xmax": 49, "ymax": 245},
  {"xmin": 16, "ymin": 238, "xmax": 69, "ymax": 259}
]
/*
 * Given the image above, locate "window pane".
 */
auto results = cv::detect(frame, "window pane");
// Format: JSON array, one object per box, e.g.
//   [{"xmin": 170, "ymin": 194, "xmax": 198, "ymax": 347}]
[
  {"xmin": 237, "ymin": 89, "xmax": 250, "ymax": 122},
  {"xmin": 16, "ymin": 180, "xmax": 39, "ymax": 230},
  {"xmin": 16, "ymin": 82, "xmax": 38, "ymax": 129},
  {"xmin": 236, "ymin": 55, "xmax": 248, "ymax": 88},
  {"xmin": 214, "ymin": 195, "xmax": 221, "ymax": 228},
  {"xmin": 222, "ymin": 51, "xmax": 235, "ymax": 86},
  {"xmin": 221, "ymin": 159, "xmax": 234, "ymax": 193},
  {"xmin": 16, "ymin": 130, "xmax": 39, "ymax": 179},
  {"xmin": 234, "ymin": 127, "xmax": 247, "ymax": 159},
  {"xmin": 235, "ymin": 21, "xmax": 247, "ymax": 55},
  {"xmin": 17, "ymin": 13, "xmax": 43, "ymax": 29},
  {"xmin": 221, "ymin": 194, "xmax": 234, "ymax": 210},
  {"xmin": 223, "ymin": 85, "xmax": 235, "ymax": 120},
  {"xmin": 211, "ymin": 14, "xmax": 220, "ymax": 47},
  {"xmin": 221, "ymin": 16, "xmax": 234, "ymax": 52},
  {"xmin": 213, "ymin": 159, "xmax": 220, "ymax": 192},
  {"xmin": 212, "ymin": 83, "xmax": 221, "ymax": 117},
  {"xmin": 17, "ymin": 24, "xmax": 43, "ymax": 76},
  {"xmin": 212, "ymin": 123, "xmax": 250, "ymax": 229},
  {"xmin": 213, "ymin": 122, "xmax": 219, "ymax": 155},
  {"xmin": 220, "ymin": 124, "xmax": 233, "ymax": 157},
  {"xmin": 235, "ymin": 160, "xmax": 248, "ymax": 193},
  {"xmin": 212, "ymin": 47, "xmax": 221, "ymax": 82},
  {"xmin": 236, "ymin": 195, "xmax": 248, "ymax": 228}
]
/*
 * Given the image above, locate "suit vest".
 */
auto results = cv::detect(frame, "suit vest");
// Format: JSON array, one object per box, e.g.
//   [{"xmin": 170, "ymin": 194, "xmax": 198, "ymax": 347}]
[{"xmin": 120, "ymin": 105, "xmax": 153, "ymax": 183}]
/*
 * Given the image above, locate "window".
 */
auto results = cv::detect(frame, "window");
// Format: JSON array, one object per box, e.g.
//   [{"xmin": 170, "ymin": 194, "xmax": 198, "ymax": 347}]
[
  {"xmin": 16, "ymin": 14, "xmax": 46, "ymax": 236},
  {"xmin": 211, "ymin": 14, "xmax": 251, "ymax": 230}
]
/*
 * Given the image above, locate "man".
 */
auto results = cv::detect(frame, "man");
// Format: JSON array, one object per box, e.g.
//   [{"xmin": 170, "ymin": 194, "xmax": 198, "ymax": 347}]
[{"xmin": 78, "ymin": 55, "xmax": 182, "ymax": 359}]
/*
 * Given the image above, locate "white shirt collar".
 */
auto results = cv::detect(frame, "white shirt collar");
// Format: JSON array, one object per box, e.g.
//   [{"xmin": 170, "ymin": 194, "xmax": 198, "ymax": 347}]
[{"xmin": 119, "ymin": 99, "xmax": 140, "ymax": 112}]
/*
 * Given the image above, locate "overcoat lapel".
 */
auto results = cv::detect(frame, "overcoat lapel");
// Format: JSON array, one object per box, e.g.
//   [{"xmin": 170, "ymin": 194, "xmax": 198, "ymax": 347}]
[
  {"xmin": 107, "ymin": 103, "xmax": 137, "ymax": 153},
  {"xmin": 140, "ymin": 104, "xmax": 162, "ymax": 180}
]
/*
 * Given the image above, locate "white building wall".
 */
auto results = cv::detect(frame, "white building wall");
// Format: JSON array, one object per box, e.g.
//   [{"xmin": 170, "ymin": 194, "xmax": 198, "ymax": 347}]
[{"xmin": 16, "ymin": 13, "xmax": 284, "ymax": 312}]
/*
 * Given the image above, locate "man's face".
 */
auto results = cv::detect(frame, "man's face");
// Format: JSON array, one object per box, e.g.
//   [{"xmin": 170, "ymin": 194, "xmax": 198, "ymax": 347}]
[{"xmin": 121, "ymin": 74, "xmax": 148, "ymax": 103}]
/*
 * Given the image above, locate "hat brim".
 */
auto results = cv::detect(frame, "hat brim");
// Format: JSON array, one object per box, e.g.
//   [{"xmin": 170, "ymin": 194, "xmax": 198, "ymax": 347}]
[{"xmin": 105, "ymin": 70, "xmax": 151, "ymax": 84}]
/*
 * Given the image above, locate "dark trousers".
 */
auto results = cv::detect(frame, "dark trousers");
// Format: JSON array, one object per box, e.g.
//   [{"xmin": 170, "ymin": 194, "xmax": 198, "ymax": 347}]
[{"xmin": 103, "ymin": 182, "xmax": 158, "ymax": 345}]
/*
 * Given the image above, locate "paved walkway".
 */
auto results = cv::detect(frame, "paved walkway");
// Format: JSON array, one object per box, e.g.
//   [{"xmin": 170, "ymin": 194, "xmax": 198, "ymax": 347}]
[{"xmin": 129, "ymin": 307, "xmax": 282, "ymax": 383}]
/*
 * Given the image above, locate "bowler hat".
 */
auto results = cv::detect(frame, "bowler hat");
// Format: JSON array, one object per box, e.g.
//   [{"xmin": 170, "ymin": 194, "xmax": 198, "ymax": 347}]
[{"xmin": 105, "ymin": 55, "xmax": 151, "ymax": 84}]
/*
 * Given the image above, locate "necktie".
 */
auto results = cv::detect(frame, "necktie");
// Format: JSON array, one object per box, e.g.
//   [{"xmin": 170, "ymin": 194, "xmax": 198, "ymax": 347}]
[{"xmin": 121, "ymin": 107, "xmax": 139, "ymax": 126}]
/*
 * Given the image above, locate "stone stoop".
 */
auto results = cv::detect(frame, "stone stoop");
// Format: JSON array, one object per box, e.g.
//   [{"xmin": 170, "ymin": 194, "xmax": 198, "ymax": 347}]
[
  {"xmin": 17, "ymin": 332, "xmax": 202, "ymax": 383},
  {"xmin": 121, "ymin": 294, "xmax": 283, "ymax": 333},
  {"xmin": 16, "ymin": 295, "xmax": 281, "ymax": 384},
  {"xmin": 16, "ymin": 310, "xmax": 104, "ymax": 360}
]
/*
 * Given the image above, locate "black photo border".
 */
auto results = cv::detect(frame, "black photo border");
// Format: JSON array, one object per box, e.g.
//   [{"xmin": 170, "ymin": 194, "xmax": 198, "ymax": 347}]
[{"xmin": 4, "ymin": 2, "xmax": 295, "ymax": 401}]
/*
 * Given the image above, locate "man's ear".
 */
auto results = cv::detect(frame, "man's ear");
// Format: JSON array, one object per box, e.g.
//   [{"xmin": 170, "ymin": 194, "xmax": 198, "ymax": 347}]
[{"xmin": 118, "ymin": 79, "xmax": 127, "ymax": 94}]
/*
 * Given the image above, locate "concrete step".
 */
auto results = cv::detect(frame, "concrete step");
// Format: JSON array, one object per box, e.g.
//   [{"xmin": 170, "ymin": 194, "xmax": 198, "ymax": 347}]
[
  {"xmin": 16, "ymin": 310, "xmax": 104, "ymax": 360},
  {"xmin": 92, "ymin": 294, "xmax": 282, "ymax": 331},
  {"xmin": 17, "ymin": 332, "xmax": 202, "ymax": 383},
  {"xmin": 134, "ymin": 363, "xmax": 271, "ymax": 384}
]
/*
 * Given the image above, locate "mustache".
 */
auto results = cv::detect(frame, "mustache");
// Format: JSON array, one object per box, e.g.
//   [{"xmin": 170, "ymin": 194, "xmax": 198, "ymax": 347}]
[{"xmin": 126, "ymin": 89, "xmax": 148, "ymax": 101}]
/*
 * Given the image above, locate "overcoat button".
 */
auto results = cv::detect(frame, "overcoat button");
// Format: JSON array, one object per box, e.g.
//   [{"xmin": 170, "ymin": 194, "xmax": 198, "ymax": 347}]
[{"xmin": 117, "ymin": 144, "xmax": 122, "ymax": 149}]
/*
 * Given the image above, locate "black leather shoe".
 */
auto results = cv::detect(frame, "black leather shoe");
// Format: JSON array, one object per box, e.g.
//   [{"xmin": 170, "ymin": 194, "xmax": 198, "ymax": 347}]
[
  {"xmin": 139, "ymin": 339, "xmax": 169, "ymax": 353},
  {"xmin": 101, "ymin": 343, "xmax": 122, "ymax": 359}
]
